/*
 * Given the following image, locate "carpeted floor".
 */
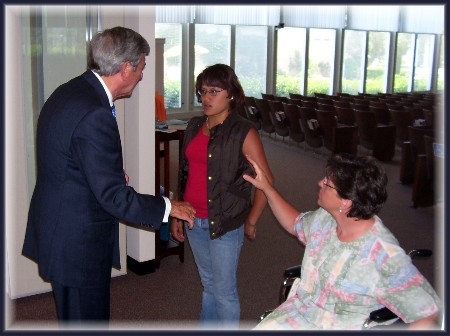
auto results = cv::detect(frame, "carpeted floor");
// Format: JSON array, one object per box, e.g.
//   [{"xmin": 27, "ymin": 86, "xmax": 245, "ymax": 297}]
[{"xmin": 8, "ymin": 135, "xmax": 442, "ymax": 332}]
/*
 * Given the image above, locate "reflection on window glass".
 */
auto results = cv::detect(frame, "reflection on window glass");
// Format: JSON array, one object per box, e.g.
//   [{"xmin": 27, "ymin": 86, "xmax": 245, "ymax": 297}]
[
  {"xmin": 194, "ymin": 24, "xmax": 231, "ymax": 105},
  {"xmin": 46, "ymin": 28, "xmax": 86, "ymax": 55},
  {"xmin": 155, "ymin": 23, "xmax": 182, "ymax": 109},
  {"xmin": 394, "ymin": 33, "xmax": 415, "ymax": 92},
  {"xmin": 44, "ymin": 7, "xmax": 87, "ymax": 57},
  {"xmin": 341, "ymin": 30, "xmax": 366, "ymax": 94},
  {"xmin": 414, "ymin": 34, "xmax": 435, "ymax": 91},
  {"xmin": 235, "ymin": 25, "xmax": 268, "ymax": 98},
  {"xmin": 42, "ymin": 7, "xmax": 88, "ymax": 100},
  {"xmin": 25, "ymin": 6, "xmax": 91, "ymax": 197},
  {"xmin": 276, "ymin": 27, "xmax": 306, "ymax": 97},
  {"xmin": 366, "ymin": 31, "xmax": 390, "ymax": 93},
  {"xmin": 307, "ymin": 28, "xmax": 336, "ymax": 95},
  {"xmin": 437, "ymin": 35, "xmax": 445, "ymax": 91}
]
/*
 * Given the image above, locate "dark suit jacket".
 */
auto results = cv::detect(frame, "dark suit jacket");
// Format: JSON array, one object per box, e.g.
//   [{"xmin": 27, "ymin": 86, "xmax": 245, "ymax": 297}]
[{"xmin": 23, "ymin": 70, "xmax": 165, "ymax": 288}]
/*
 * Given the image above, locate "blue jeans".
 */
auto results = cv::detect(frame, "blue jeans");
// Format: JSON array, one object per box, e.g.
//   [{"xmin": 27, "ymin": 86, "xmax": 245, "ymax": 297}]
[{"xmin": 186, "ymin": 218, "xmax": 244, "ymax": 329}]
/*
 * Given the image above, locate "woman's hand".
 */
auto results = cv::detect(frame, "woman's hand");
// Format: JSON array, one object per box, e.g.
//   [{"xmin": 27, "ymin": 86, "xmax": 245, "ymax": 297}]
[
  {"xmin": 170, "ymin": 218, "xmax": 185, "ymax": 242},
  {"xmin": 243, "ymin": 155, "xmax": 272, "ymax": 192},
  {"xmin": 245, "ymin": 222, "xmax": 257, "ymax": 241},
  {"xmin": 244, "ymin": 155, "xmax": 301, "ymax": 236}
]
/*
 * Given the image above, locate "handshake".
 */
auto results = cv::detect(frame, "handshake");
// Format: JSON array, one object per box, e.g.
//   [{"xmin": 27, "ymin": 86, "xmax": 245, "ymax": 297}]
[{"xmin": 169, "ymin": 200, "xmax": 196, "ymax": 230}]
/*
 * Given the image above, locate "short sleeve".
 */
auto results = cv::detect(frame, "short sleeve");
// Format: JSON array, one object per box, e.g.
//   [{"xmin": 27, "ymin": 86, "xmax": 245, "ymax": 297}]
[
  {"xmin": 293, "ymin": 212, "xmax": 308, "ymax": 244},
  {"xmin": 375, "ymin": 252, "xmax": 441, "ymax": 323},
  {"xmin": 294, "ymin": 209, "xmax": 321, "ymax": 244}
]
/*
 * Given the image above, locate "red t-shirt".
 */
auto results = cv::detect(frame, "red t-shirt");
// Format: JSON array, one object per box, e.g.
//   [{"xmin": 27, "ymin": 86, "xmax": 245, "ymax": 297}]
[{"xmin": 183, "ymin": 128, "xmax": 209, "ymax": 218}]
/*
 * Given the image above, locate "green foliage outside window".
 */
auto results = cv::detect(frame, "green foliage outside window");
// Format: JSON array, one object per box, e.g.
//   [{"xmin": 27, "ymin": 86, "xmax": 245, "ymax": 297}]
[
  {"xmin": 306, "ymin": 80, "xmax": 330, "ymax": 95},
  {"xmin": 366, "ymin": 68, "xmax": 385, "ymax": 79},
  {"xmin": 341, "ymin": 80, "xmax": 360, "ymax": 94},
  {"xmin": 164, "ymin": 80, "xmax": 181, "ymax": 109},
  {"xmin": 275, "ymin": 76, "xmax": 330, "ymax": 97},
  {"xmin": 239, "ymin": 76, "xmax": 267, "ymax": 98},
  {"xmin": 365, "ymin": 78, "xmax": 383, "ymax": 94},
  {"xmin": 393, "ymin": 70, "xmax": 410, "ymax": 92},
  {"xmin": 275, "ymin": 75, "xmax": 302, "ymax": 97},
  {"xmin": 164, "ymin": 65, "xmax": 440, "ymax": 108}
]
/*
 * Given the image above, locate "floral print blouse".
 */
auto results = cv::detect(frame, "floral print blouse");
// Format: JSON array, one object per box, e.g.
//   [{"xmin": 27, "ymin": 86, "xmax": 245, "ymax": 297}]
[{"xmin": 255, "ymin": 208, "xmax": 440, "ymax": 330}]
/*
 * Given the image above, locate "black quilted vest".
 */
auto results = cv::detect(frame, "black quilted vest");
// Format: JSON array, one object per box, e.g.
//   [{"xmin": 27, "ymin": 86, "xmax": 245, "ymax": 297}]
[{"xmin": 178, "ymin": 111, "xmax": 255, "ymax": 239}]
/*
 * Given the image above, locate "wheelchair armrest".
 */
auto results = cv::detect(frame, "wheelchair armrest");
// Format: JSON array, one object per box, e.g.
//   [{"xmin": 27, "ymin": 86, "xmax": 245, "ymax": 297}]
[
  {"xmin": 369, "ymin": 307, "xmax": 398, "ymax": 322},
  {"xmin": 408, "ymin": 249, "xmax": 432, "ymax": 258},
  {"xmin": 363, "ymin": 306, "xmax": 401, "ymax": 329},
  {"xmin": 284, "ymin": 265, "xmax": 301, "ymax": 278}
]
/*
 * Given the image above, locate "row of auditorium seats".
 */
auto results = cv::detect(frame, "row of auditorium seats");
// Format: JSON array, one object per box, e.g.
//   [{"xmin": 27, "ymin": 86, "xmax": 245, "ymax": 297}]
[
  {"xmin": 240, "ymin": 91, "xmax": 442, "ymax": 208},
  {"xmin": 400, "ymin": 126, "xmax": 442, "ymax": 208}
]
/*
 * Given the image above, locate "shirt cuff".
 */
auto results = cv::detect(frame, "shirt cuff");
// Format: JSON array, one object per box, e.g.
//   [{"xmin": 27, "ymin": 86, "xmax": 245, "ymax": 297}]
[{"xmin": 162, "ymin": 196, "xmax": 171, "ymax": 222}]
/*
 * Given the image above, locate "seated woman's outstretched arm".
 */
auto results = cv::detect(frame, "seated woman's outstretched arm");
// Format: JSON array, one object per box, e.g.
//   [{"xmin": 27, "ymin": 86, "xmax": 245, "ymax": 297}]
[{"xmin": 243, "ymin": 155, "xmax": 301, "ymax": 235}]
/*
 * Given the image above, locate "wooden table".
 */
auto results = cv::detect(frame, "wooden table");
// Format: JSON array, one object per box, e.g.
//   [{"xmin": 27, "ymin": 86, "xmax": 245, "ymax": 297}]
[{"xmin": 155, "ymin": 129, "xmax": 185, "ymax": 268}]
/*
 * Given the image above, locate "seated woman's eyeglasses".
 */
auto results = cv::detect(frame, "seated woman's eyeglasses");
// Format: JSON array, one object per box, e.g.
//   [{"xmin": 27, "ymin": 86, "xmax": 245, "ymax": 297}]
[
  {"xmin": 198, "ymin": 88, "xmax": 224, "ymax": 96},
  {"xmin": 323, "ymin": 176, "xmax": 339, "ymax": 191}
]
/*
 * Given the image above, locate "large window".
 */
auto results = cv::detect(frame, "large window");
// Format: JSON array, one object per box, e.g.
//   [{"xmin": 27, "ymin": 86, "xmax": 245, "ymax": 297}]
[
  {"xmin": 366, "ymin": 31, "xmax": 390, "ymax": 93},
  {"xmin": 194, "ymin": 24, "xmax": 231, "ymax": 106},
  {"xmin": 307, "ymin": 28, "xmax": 336, "ymax": 95},
  {"xmin": 413, "ymin": 34, "xmax": 435, "ymax": 91},
  {"xmin": 341, "ymin": 30, "xmax": 366, "ymax": 94},
  {"xmin": 394, "ymin": 33, "xmax": 437, "ymax": 92},
  {"xmin": 154, "ymin": 8, "xmax": 443, "ymax": 114},
  {"xmin": 276, "ymin": 27, "xmax": 306, "ymax": 96},
  {"xmin": 194, "ymin": 24, "xmax": 231, "ymax": 77},
  {"xmin": 394, "ymin": 33, "xmax": 415, "ymax": 92},
  {"xmin": 235, "ymin": 25, "xmax": 268, "ymax": 98},
  {"xmin": 341, "ymin": 30, "xmax": 390, "ymax": 94},
  {"xmin": 155, "ymin": 23, "xmax": 182, "ymax": 109}
]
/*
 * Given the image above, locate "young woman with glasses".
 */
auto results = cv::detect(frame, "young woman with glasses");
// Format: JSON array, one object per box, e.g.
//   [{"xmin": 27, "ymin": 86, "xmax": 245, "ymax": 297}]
[{"xmin": 171, "ymin": 63, "xmax": 273, "ymax": 329}]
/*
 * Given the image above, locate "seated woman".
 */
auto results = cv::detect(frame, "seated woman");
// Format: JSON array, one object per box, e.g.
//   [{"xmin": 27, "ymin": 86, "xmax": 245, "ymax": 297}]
[{"xmin": 243, "ymin": 153, "xmax": 441, "ymax": 330}]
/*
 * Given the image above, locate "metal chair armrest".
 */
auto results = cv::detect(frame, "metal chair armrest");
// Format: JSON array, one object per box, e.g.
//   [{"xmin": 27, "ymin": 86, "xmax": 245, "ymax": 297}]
[
  {"xmin": 408, "ymin": 249, "xmax": 432, "ymax": 258},
  {"xmin": 284, "ymin": 264, "xmax": 301, "ymax": 278},
  {"xmin": 363, "ymin": 307, "xmax": 399, "ymax": 329}
]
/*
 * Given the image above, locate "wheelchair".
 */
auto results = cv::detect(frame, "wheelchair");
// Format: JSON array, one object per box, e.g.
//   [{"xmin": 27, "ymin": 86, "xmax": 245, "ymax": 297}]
[{"xmin": 260, "ymin": 249, "xmax": 433, "ymax": 329}]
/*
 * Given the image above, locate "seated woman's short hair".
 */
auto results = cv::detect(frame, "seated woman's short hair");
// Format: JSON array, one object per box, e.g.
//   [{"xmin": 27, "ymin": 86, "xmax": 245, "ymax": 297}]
[{"xmin": 326, "ymin": 153, "xmax": 388, "ymax": 220}]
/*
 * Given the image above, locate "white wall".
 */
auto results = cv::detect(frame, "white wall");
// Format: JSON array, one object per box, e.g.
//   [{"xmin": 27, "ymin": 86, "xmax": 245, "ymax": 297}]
[{"xmin": 123, "ymin": 6, "xmax": 158, "ymax": 263}]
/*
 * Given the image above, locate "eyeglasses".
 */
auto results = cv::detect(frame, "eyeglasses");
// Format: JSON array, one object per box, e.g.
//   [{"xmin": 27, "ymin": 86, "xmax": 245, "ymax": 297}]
[
  {"xmin": 323, "ymin": 176, "xmax": 339, "ymax": 192},
  {"xmin": 198, "ymin": 88, "xmax": 225, "ymax": 97}
]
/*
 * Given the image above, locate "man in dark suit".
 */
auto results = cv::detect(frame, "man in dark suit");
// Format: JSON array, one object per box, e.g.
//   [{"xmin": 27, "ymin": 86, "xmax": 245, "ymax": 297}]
[{"xmin": 22, "ymin": 26, "xmax": 195, "ymax": 325}]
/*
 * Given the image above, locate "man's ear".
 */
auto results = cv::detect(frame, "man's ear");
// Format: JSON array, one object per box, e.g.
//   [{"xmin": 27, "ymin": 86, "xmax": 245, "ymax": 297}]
[{"xmin": 120, "ymin": 62, "xmax": 130, "ymax": 80}]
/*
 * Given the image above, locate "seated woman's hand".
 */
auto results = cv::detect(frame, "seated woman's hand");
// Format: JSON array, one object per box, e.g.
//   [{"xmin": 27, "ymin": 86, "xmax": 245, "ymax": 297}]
[{"xmin": 243, "ymin": 155, "xmax": 272, "ymax": 192}]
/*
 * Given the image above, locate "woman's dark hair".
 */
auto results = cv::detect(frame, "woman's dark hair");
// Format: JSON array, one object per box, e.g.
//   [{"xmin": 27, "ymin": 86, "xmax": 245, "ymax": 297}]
[
  {"xmin": 195, "ymin": 64, "xmax": 245, "ymax": 111},
  {"xmin": 326, "ymin": 153, "xmax": 388, "ymax": 220}
]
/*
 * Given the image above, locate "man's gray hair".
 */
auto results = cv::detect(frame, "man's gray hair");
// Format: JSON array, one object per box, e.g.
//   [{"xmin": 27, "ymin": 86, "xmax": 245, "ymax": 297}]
[{"xmin": 88, "ymin": 26, "xmax": 150, "ymax": 76}]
